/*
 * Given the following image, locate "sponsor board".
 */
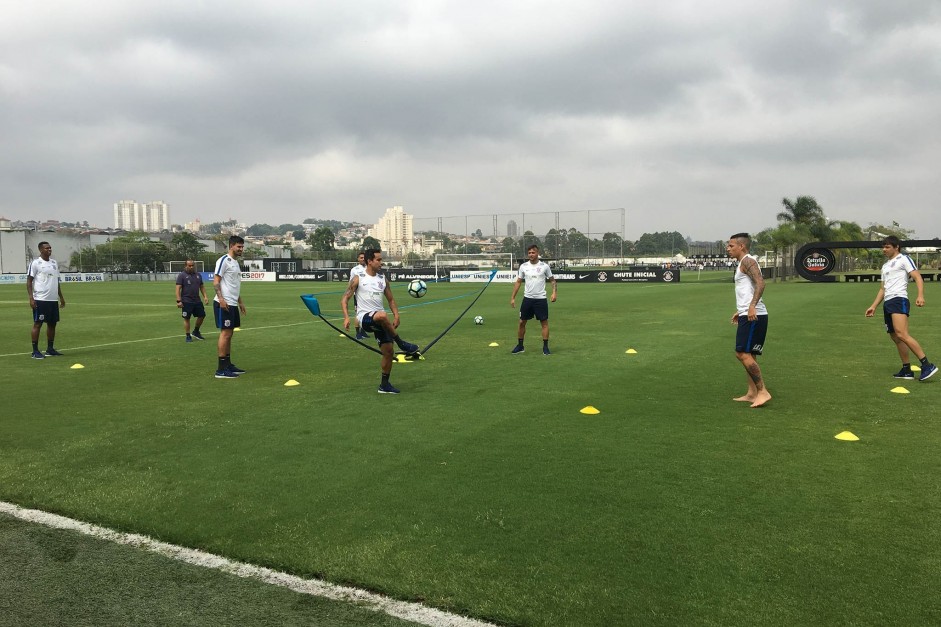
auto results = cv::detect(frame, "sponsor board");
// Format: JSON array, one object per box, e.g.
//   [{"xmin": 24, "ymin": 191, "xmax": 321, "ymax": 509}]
[
  {"xmin": 554, "ymin": 269, "xmax": 680, "ymax": 283},
  {"xmin": 449, "ymin": 270, "xmax": 516, "ymax": 282},
  {"xmin": 0, "ymin": 274, "xmax": 29, "ymax": 284},
  {"xmin": 276, "ymin": 272, "xmax": 331, "ymax": 281},
  {"xmin": 204, "ymin": 271, "xmax": 277, "ymax": 282},
  {"xmin": 388, "ymin": 271, "xmax": 449, "ymax": 282},
  {"xmin": 61, "ymin": 273, "xmax": 106, "ymax": 282}
]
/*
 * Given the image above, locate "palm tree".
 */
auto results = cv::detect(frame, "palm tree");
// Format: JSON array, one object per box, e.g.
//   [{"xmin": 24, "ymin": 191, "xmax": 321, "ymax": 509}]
[{"xmin": 777, "ymin": 196, "xmax": 826, "ymax": 226}]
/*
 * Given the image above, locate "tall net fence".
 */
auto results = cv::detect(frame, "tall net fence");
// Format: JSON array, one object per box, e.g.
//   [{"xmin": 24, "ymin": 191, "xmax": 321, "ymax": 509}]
[{"xmin": 412, "ymin": 208, "xmax": 627, "ymax": 260}]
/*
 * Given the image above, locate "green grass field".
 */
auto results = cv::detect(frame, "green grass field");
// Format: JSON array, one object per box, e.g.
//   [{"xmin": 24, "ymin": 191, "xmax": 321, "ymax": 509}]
[{"xmin": 1, "ymin": 277, "xmax": 940, "ymax": 626}]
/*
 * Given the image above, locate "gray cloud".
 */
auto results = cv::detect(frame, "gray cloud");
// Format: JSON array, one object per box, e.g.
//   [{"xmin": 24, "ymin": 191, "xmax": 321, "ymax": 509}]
[{"xmin": 2, "ymin": 0, "xmax": 939, "ymax": 239}]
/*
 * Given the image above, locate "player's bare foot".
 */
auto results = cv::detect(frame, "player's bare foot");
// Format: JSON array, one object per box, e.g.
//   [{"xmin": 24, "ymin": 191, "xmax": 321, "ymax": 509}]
[
  {"xmin": 733, "ymin": 394, "xmax": 755, "ymax": 402},
  {"xmin": 749, "ymin": 390, "xmax": 772, "ymax": 408}
]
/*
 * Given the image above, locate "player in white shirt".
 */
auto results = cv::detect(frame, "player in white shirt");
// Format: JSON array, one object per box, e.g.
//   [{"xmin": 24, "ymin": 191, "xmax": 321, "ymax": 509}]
[
  {"xmin": 865, "ymin": 236, "xmax": 937, "ymax": 381},
  {"xmin": 726, "ymin": 233, "xmax": 772, "ymax": 408},
  {"xmin": 26, "ymin": 241, "xmax": 66, "ymax": 359},
  {"xmin": 212, "ymin": 236, "xmax": 247, "ymax": 379},
  {"xmin": 510, "ymin": 244, "xmax": 558, "ymax": 355},
  {"xmin": 349, "ymin": 251, "xmax": 367, "ymax": 339},
  {"xmin": 341, "ymin": 249, "xmax": 419, "ymax": 394}
]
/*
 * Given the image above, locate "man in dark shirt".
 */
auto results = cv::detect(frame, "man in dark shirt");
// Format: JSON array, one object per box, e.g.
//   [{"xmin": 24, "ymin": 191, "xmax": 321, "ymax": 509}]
[{"xmin": 175, "ymin": 260, "xmax": 209, "ymax": 342}]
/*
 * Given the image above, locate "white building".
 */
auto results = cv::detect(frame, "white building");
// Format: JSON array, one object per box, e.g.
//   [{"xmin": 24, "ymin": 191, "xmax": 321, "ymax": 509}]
[
  {"xmin": 113, "ymin": 200, "xmax": 171, "ymax": 232},
  {"xmin": 369, "ymin": 205, "xmax": 414, "ymax": 256}
]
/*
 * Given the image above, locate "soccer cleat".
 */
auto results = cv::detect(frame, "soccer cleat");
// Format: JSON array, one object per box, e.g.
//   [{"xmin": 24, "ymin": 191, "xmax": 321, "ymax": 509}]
[
  {"xmin": 892, "ymin": 368, "xmax": 915, "ymax": 379},
  {"xmin": 920, "ymin": 363, "xmax": 938, "ymax": 382},
  {"xmin": 192, "ymin": 330, "xmax": 205, "ymax": 340},
  {"xmin": 31, "ymin": 350, "xmax": 45, "ymax": 360},
  {"xmin": 228, "ymin": 365, "xmax": 246, "ymax": 374},
  {"xmin": 215, "ymin": 369, "xmax": 239, "ymax": 379},
  {"xmin": 543, "ymin": 346, "xmax": 551, "ymax": 355},
  {"xmin": 511, "ymin": 345, "xmax": 525, "ymax": 354},
  {"xmin": 44, "ymin": 348, "xmax": 64, "ymax": 356},
  {"xmin": 377, "ymin": 382, "xmax": 400, "ymax": 394},
  {"xmin": 186, "ymin": 336, "xmax": 193, "ymax": 343}
]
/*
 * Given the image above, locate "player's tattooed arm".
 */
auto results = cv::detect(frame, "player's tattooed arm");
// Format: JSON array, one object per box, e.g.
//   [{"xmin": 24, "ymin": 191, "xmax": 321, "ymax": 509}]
[{"xmin": 742, "ymin": 257, "xmax": 765, "ymax": 306}]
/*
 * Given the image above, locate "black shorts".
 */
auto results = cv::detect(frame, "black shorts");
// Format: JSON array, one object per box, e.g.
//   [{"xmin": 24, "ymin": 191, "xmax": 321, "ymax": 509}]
[
  {"xmin": 181, "ymin": 301, "xmax": 206, "ymax": 319},
  {"xmin": 735, "ymin": 315, "xmax": 768, "ymax": 355},
  {"xmin": 361, "ymin": 312, "xmax": 393, "ymax": 345},
  {"xmin": 33, "ymin": 300, "xmax": 60, "ymax": 325},
  {"xmin": 213, "ymin": 300, "xmax": 241, "ymax": 330},
  {"xmin": 883, "ymin": 297, "xmax": 909, "ymax": 333},
  {"xmin": 519, "ymin": 297, "xmax": 549, "ymax": 321}
]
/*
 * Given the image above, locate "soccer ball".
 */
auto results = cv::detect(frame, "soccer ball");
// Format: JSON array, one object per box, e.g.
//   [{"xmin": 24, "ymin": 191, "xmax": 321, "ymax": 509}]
[
  {"xmin": 474, "ymin": 315, "xmax": 484, "ymax": 325},
  {"xmin": 408, "ymin": 279, "xmax": 427, "ymax": 298}
]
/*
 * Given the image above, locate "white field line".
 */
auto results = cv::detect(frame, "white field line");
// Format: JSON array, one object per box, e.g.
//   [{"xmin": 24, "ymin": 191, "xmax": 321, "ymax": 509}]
[
  {"xmin": 0, "ymin": 501, "xmax": 496, "ymax": 627},
  {"xmin": 0, "ymin": 321, "xmax": 314, "ymax": 358}
]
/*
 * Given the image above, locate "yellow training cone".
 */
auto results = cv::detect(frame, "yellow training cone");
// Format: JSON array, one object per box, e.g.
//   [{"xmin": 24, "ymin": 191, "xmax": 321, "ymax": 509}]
[
  {"xmin": 625, "ymin": 348, "xmax": 637, "ymax": 354},
  {"xmin": 890, "ymin": 386, "xmax": 910, "ymax": 394},
  {"xmin": 284, "ymin": 379, "xmax": 300, "ymax": 387},
  {"xmin": 70, "ymin": 363, "xmax": 85, "ymax": 369},
  {"xmin": 339, "ymin": 333, "xmax": 345, "ymax": 337},
  {"xmin": 580, "ymin": 406, "xmax": 600, "ymax": 415},
  {"xmin": 835, "ymin": 431, "xmax": 859, "ymax": 441},
  {"xmin": 489, "ymin": 342, "xmax": 499, "ymax": 347},
  {"xmin": 234, "ymin": 327, "xmax": 241, "ymax": 332},
  {"xmin": 911, "ymin": 365, "xmax": 921, "ymax": 372}
]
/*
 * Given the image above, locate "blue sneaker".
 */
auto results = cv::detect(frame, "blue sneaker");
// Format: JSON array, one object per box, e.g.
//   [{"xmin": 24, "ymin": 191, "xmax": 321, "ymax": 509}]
[
  {"xmin": 215, "ymin": 369, "xmax": 239, "ymax": 379},
  {"xmin": 186, "ymin": 336, "xmax": 193, "ymax": 343},
  {"xmin": 228, "ymin": 364, "xmax": 246, "ymax": 374},
  {"xmin": 543, "ymin": 345, "xmax": 551, "ymax": 355},
  {"xmin": 378, "ymin": 382, "xmax": 400, "ymax": 394},
  {"xmin": 511, "ymin": 345, "xmax": 524, "ymax": 354},
  {"xmin": 920, "ymin": 363, "xmax": 938, "ymax": 382},
  {"xmin": 192, "ymin": 330, "xmax": 205, "ymax": 340},
  {"xmin": 31, "ymin": 350, "xmax": 45, "ymax": 360},
  {"xmin": 397, "ymin": 340, "xmax": 419, "ymax": 355},
  {"xmin": 44, "ymin": 348, "xmax": 64, "ymax": 356}
]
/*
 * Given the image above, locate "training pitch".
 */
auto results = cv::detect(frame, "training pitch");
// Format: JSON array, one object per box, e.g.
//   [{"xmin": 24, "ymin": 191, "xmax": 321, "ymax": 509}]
[{"xmin": 1, "ymin": 278, "xmax": 939, "ymax": 625}]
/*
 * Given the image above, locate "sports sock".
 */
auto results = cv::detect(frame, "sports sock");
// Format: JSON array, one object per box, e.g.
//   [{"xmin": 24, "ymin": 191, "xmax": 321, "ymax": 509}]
[
  {"xmin": 218, "ymin": 356, "xmax": 230, "ymax": 371},
  {"xmin": 194, "ymin": 325, "xmax": 201, "ymax": 333},
  {"xmin": 381, "ymin": 372, "xmax": 390, "ymax": 385},
  {"xmin": 543, "ymin": 339, "xmax": 549, "ymax": 348},
  {"xmin": 32, "ymin": 341, "xmax": 39, "ymax": 352},
  {"xmin": 901, "ymin": 362, "xmax": 911, "ymax": 370},
  {"xmin": 47, "ymin": 343, "xmax": 54, "ymax": 351},
  {"xmin": 920, "ymin": 356, "xmax": 930, "ymax": 367},
  {"xmin": 517, "ymin": 339, "xmax": 524, "ymax": 347},
  {"xmin": 186, "ymin": 333, "xmax": 192, "ymax": 338}
]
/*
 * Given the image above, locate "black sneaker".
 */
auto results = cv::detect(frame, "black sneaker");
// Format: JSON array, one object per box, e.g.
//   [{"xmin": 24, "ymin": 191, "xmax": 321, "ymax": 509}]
[
  {"xmin": 228, "ymin": 364, "xmax": 246, "ymax": 374},
  {"xmin": 511, "ymin": 345, "xmax": 525, "ymax": 354},
  {"xmin": 31, "ymin": 350, "xmax": 45, "ymax": 360},
  {"xmin": 378, "ymin": 382, "xmax": 400, "ymax": 394},
  {"xmin": 192, "ymin": 330, "xmax": 205, "ymax": 340},
  {"xmin": 45, "ymin": 348, "xmax": 64, "ymax": 356},
  {"xmin": 920, "ymin": 363, "xmax": 938, "ymax": 382},
  {"xmin": 893, "ymin": 368, "xmax": 915, "ymax": 380}
]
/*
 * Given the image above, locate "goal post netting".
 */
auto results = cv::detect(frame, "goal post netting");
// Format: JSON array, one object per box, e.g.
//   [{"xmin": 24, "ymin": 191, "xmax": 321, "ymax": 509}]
[
  {"xmin": 434, "ymin": 253, "xmax": 515, "ymax": 274},
  {"xmin": 165, "ymin": 260, "xmax": 205, "ymax": 273}
]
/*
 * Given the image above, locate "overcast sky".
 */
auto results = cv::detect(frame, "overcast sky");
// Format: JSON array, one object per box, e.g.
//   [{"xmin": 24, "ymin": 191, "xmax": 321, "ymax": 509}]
[{"xmin": 2, "ymin": 1, "xmax": 939, "ymax": 240}]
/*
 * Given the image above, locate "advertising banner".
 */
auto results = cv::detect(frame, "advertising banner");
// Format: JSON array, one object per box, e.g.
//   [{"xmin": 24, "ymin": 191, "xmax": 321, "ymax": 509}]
[
  {"xmin": 0, "ymin": 274, "xmax": 29, "ymax": 284},
  {"xmin": 61, "ymin": 273, "xmax": 106, "ymax": 282}
]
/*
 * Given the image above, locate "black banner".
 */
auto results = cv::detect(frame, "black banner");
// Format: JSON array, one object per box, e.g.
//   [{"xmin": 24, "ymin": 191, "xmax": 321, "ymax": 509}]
[{"xmin": 553, "ymin": 268, "xmax": 680, "ymax": 283}]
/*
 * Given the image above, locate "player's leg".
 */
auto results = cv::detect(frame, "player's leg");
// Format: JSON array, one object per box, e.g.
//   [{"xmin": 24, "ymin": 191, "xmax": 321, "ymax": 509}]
[
  {"xmin": 377, "ymin": 340, "xmax": 399, "ymax": 393},
  {"xmin": 368, "ymin": 311, "xmax": 418, "ymax": 354},
  {"xmin": 737, "ymin": 352, "xmax": 771, "ymax": 408},
  {"xmin": 890, "ymin": 314, "xmax": 926, "ymax": 361},
  {"xmin": 30, "ymin": 314, "xmax": 44, "ymax": 358},
  {"xmin": 182, "ymin": 309, "xmax": 192, "ymax": 337}
]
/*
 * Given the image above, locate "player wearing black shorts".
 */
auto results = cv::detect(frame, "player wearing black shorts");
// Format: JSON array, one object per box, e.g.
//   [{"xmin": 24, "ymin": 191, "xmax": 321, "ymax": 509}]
[{"xmin": 175, "ymin": 260, "xmax": 209, "ymax": 342}]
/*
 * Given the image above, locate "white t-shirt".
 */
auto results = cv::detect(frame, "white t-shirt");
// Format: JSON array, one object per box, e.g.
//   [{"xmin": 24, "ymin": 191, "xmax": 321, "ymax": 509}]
[
  {"xmin": 517, "ymin": 260, "xmax": 553, "ymax": 299},
  {"xmin": 350, "ymin": 264, "xmax": 367, "ymax": 281},
  {"xmin": 734, "ymin": 255, "xmax": 768, "ymax": 316},
  {"xmin": 881, "ymin": 253, "xmax": 916, "ymax": 301},
  {"xmin": 213, "ymin": 255, "xmax": 241, "ymax": 306},
  {"xmin": 355, "ymin": 272, "xmax": 387, "ymax": 325},
  {"xmin": 28, "ymin": 257, "xmax": 60, "ymax": 301}
]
